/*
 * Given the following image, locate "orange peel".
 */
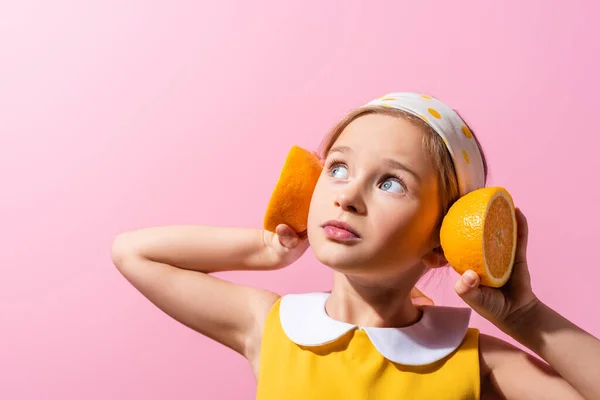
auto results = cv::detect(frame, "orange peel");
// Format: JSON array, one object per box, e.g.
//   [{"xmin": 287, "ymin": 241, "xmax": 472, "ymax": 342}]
[
  {"xmin": 264, "ymin": 146, "xmax": 323, "ymax": 234},
  {"xmin": 441, "ymin": 187, "xmax": 517, "ymax": 287}
]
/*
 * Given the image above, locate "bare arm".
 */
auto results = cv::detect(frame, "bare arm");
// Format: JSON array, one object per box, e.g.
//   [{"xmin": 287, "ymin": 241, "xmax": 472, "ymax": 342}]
[
  {"xmin": 456, "ymin": 209, "xmax": 600, "ymax": 399},
  {"xmin": 111, "ymin": 224, "xmax": 307, "ymax": 363},
  {"xmin": 491, "ymin": 301, "xmax": 600, "ymax": 400},
  {"xmin": 480, "ymin": 333, "xmax": 584, "ymax": 400}
]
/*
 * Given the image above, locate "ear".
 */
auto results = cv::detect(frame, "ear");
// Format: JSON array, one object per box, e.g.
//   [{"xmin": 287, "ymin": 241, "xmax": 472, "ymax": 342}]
[{"xmin": 421, "ymin": 246, "xmax": 448, "ymax": 269}]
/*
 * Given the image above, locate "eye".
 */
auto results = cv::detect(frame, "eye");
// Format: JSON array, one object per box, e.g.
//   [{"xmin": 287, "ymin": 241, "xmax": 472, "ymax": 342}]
[
  {"xmin": 329, "ymin": 162, "xmax": 349, "ymax": 179},
  {"xmin": 379, "ymin": 177, "xmax": 406, "ymax": 194}
]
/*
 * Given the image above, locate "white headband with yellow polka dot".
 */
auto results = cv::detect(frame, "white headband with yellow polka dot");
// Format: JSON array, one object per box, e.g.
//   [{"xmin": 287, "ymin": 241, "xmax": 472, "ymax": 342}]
[{"xmin": 366, "ymin": 92, "xmax": 485, "ymax": 196}]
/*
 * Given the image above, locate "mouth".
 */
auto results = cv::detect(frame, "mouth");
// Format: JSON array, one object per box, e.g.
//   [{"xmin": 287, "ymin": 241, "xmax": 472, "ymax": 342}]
[{"xmin": 321, "ymin": 220, "xmax": 361, "ymax": 241}]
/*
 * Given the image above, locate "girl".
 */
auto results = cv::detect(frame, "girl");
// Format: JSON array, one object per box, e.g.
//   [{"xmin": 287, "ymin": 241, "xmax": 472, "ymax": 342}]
[{"xmin": 111, "ymin": 93, "xmax": 600, "ymax": 399}]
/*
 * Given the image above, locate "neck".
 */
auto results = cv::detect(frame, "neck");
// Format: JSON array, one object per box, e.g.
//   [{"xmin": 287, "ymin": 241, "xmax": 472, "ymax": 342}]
[{"xmin": 326, "ymin": 267, "xmax": 425, "ymax": 328}]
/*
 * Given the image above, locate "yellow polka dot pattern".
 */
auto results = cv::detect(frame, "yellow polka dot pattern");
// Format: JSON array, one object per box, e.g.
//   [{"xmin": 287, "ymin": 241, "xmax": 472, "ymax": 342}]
[
  {"xmin": 364, "ymin": 92, "xmax": 485, "ymax": 195},
  {"xmin": 428, "ymin": 108, "xmax": 441, "ymax": 119},
  {"xmin": 461, "ymin": 126, "xmax": 472, "ymax": 139}
]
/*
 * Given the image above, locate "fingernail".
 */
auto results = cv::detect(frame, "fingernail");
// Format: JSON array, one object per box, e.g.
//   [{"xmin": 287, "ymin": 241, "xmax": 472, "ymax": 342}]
[{"xmin": 463, "ymin": 271, "xmax": 477, "ymax": 286}]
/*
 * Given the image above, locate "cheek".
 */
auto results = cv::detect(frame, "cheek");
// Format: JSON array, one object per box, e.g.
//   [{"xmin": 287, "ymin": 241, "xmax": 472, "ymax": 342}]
[
  {"xmin": 412, "ymin": 195, "xmax": 441, "ymax": 239},
  {"xmin": 372, "ymin": 210, "xmax": 411, "ymax": 242},
  {"xmin": 395, "ymin": 208, "xmax": 439, "ymax": 253},
  {"xmin": 369, "ymin": 205, "xmax": 426, "ymax": 249},
  {"xmin": 307, "ymin": 177, "xmax": 329, "ymax": 225}
]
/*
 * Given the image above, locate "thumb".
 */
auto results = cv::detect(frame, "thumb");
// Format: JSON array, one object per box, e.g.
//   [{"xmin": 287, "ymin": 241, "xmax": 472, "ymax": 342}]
[
  {"xmin": 454, "ymin": 270, "xmax": 484, "ymax": 309},
  {"xmin": 275, "ymin": 224, "xmax": 300, "ymax": 249},
  {"xmin": 514, "ymin": 207, "xmax": 529, "ymax": 265}
]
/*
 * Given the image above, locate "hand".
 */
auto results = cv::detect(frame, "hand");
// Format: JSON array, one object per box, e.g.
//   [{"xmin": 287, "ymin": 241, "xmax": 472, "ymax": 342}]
[
  {"xmin": 311, "ymin": 150, "xmax": 324, "ymax": 164},
  {"xmin": 411, "ymin": 287, "xmax": 434, "ymax": 306},
  {"xmin": 262, "ymin": 224, "xmax": 310, "ymax": 269},
  {"xmin": 454, "ymin": 208, "xmax": 539, "ymax": 329}
]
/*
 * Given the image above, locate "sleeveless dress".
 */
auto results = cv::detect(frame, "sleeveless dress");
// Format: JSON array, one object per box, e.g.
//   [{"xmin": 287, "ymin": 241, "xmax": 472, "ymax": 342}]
[{"xmin": 256, "ymin": 292, "xmax": 480, "ymax": 399}]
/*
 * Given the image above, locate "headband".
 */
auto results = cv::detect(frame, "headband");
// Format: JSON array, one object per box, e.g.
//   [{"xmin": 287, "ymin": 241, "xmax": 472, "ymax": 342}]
[{"xmin": 365, "ymin": 92, "xmax": 485, "ymax": 196}]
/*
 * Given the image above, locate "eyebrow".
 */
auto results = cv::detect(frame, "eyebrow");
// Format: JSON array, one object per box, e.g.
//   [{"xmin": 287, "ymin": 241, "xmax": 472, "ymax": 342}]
[
  {"xmin": 327, "ymin": 145, "xmax": 353, "ymax": 156},
  {"xmin": 382, "ymin": 158, "xmax": 422, "ymax": 183},
  {"xmin": 328, "ymin": 145, "xmax": 422, "ymax": 183}
]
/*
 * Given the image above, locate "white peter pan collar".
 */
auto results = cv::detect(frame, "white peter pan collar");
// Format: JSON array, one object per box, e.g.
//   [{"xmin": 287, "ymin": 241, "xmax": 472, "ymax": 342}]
[{"xmin": 279, "ymin": 292, "xmax": 472, "ymax": 366}]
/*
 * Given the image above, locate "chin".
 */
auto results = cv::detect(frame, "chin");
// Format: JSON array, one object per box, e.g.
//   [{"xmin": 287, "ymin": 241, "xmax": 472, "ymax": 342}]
[{"xmin": 310, "ymin": 239, "xmax": 371, "ymax": 272}]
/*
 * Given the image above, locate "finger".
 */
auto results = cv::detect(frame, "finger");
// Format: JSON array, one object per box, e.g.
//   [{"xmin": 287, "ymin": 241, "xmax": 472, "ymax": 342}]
[
  {"xmin": 454, "ymin": 270, "xmax": 483, "ymax": 308},
  {"xmin": 412, "ymin": 296, "xmax": 435, "ymax": 306},
  {"xmin": 275, "ymin": 224, "xmax": 299, "ymax": 249},
  {"xmin": 311, "ymin": 150, "xmax": 325, "ymax": 166},
  {"xmin": 411, "ymin": 287, "xmax": 434, "ymax": 306},
  {"xmin": 514, "ymin": 207, "xmax": 529, "ymax": 263},
  {"xmin": 411, "ymin": 286, "xmax": 425, "ymax": 298}
]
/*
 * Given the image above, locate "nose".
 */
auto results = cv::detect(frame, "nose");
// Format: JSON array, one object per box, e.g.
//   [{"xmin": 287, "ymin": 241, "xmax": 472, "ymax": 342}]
[{"xmin": 334, "ymin": 183, "xmax": 366, "ymax": 215}]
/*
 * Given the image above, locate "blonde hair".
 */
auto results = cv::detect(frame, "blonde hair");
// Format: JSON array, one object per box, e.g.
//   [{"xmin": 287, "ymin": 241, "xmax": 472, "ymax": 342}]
[{"xmin": 318, "ymin": 106, "xmax": 489, "ymax": 227}]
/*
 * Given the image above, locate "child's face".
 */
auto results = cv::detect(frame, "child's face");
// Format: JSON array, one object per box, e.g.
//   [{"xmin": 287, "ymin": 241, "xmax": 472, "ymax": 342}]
[{"xmin": 307, "ymin": 113, "xmax": 443, "ymax": 277}]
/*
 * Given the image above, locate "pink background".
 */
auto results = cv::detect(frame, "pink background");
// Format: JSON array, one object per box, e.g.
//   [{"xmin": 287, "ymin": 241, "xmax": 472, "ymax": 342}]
[{"xmin": 2, "ymin": 1, "xmax": 600, "ymax": 398}]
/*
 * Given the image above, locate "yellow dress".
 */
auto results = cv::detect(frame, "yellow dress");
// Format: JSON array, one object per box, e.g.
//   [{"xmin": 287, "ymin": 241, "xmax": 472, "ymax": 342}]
[{"xmin": 256, "ymin": 292, "xmax": 480, "ymax": 399}]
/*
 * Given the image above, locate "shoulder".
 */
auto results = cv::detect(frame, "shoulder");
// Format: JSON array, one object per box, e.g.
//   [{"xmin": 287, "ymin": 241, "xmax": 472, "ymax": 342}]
[
  {"xmin": 479, "ymin": 333, "xmax": 529, "ymax": 371},
  {"xmin": 477, "ymin": 334, "xmax": 526, "ymax": 398},
  {"xmin": 478, "ymin": 333, "xmax": 550, "ymax": 383},
  {"xmin": 477, "ymin": 333, "xmax": 581, "ymax": 399},
  {"xmin": 478, "ymin": 334, "xmax": 517, "ymax": 376}
]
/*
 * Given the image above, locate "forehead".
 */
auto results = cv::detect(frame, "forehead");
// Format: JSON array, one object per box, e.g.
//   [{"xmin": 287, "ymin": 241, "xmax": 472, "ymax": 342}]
[{"xmin": 333, "ymin": 113, "xmax": 430, "ymax": 164}]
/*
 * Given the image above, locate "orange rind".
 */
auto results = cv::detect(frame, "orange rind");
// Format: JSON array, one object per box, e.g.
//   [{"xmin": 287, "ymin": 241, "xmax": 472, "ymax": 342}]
[
  {"xmin": 264, "ymin": 146, "xmax": 323, "ymax": 233},
  {"xmin": 441, "ymin": 187, "xmax": 517, "ymax": 288}
]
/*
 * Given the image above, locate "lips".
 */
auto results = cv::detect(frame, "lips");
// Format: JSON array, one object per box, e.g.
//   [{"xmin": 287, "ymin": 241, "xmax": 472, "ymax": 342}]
[{"xmin": 321, "ymin": 220, "xmax": 361, "ymax": 241}]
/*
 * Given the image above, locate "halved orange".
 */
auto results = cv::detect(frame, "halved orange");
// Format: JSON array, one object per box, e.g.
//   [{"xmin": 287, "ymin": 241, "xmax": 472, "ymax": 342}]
[
  {"xmin": 440, "ymin": 187, "xmax": 517, "ymax": 288},
  {"xmin": 263, "ymin": 146, "xmax": 323, "ymax": 233}
]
